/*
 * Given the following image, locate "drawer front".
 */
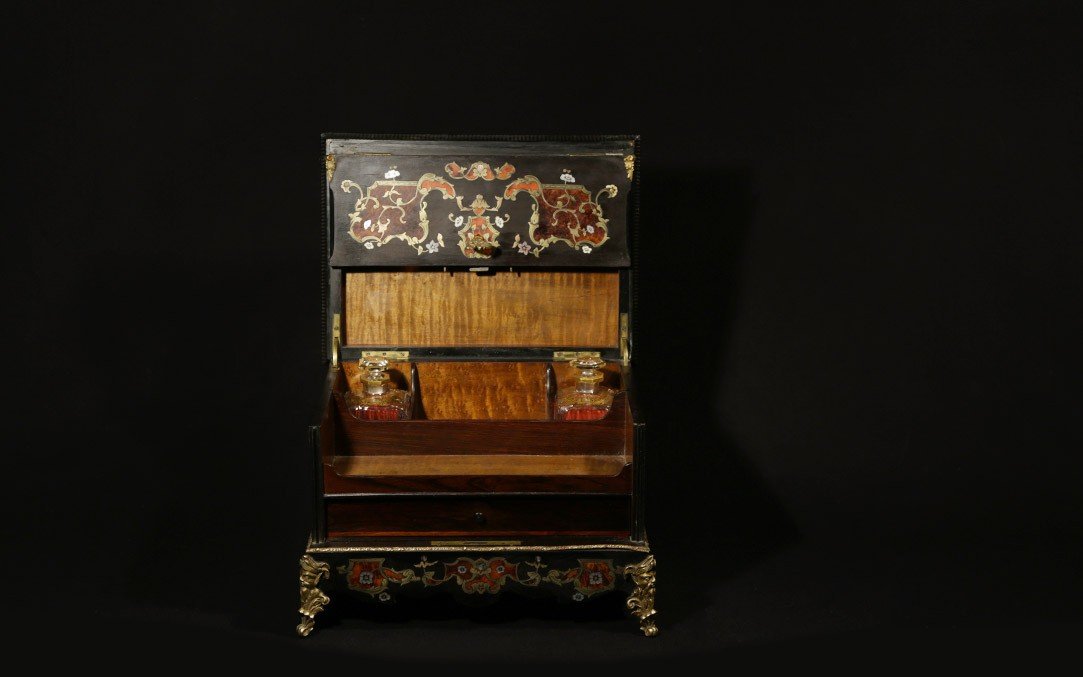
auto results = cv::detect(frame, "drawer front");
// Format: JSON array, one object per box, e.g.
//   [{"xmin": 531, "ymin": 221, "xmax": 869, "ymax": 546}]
[{"xmin": 326, "ymin": 495, "xmax": 630, "ymax": 538}]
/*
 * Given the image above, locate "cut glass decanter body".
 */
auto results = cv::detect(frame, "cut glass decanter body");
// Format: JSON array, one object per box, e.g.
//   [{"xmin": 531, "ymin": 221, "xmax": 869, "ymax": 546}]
[
  {"xmin": 553, "ymin": 356, "xmax": 615, "ymax": 421},
  {"xmin": 344, "ymin": 357, "xmax": 411, "ymax": 421}
]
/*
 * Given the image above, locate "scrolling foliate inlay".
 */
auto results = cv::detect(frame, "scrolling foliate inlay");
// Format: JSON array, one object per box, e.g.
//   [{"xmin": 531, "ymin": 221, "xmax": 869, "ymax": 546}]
[
  {"xmin": 445, "ymin": 161, "xmax": 516, "ymax": 181},
  {"xmin": 340, "ymin": 162, "xmax": 618, "ymax": 259},
  {"xmin": 336, "ymin": 556, "xmax": 618, "ymax": 598},
  {"xmin": 504, "ymin": 173, "xmax": 617, "ymax": 256},
  {"xmin": 342, "ymin": 171, "xmax": 456, "ymax": 254},
  {"xmin": 340, "ymin": 558, "xmax": 418, "ymax": 599}
]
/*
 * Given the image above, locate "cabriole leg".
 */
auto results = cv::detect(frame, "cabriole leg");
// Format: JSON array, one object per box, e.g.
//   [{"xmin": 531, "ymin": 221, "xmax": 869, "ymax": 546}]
[
  {"xmin": 623, "ymin": 554, "xmax": 658, "ymax": 637},
  {"xmin": 297, "ymin": 555, "xmax": 331, "ymax": 637}
]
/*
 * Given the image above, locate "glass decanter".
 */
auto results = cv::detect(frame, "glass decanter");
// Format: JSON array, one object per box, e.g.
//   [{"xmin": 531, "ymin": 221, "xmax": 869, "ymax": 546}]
[
  {"xmin": 344, "ymin": 357, "xmax": 411, "ymax": 421},
  {"xmin": 554, "ymin": 356, "xmax": 615, "ymax": 421}
]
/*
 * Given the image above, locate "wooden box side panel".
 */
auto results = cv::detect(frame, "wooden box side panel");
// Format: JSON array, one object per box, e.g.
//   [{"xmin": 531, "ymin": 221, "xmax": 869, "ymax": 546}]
[{"xmin": 344, "ymin": 270, "xmax": 619, "ymax": 348}]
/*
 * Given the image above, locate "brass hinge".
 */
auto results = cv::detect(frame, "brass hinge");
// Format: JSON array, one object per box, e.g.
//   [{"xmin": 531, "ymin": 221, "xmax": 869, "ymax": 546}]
[
  {"xmin": 553, "ymin": 350, "xmax": 601, "ymax": 361},
  {"xmin": 620, "ymin": 312, "xmax": 630, "ymax": 364},
  {"xmin": 361, "ymin": 350, "xmax": 410, "ymax": 361},
  {"xmin": 331, "ymin": 313, "xmax": 341, "ymax": 370}
]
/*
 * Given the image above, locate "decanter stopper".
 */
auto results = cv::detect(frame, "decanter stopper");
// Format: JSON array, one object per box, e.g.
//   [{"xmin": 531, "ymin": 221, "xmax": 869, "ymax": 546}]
[
  {"xmin": 360, "ymin": 357, "xmax": 391, "ymax": 396},
  {"xmin": 571, "ymin": 355, "xmax": 606, "ymax": 391}
]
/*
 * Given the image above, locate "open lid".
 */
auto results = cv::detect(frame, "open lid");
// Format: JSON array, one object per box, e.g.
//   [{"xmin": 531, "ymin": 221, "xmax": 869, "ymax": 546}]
[
  {"xmin": 325, "ymin": 136, "xmax": 636, "ymax": 268},
  {"xmin": 322, "ymin": 135, "xmax": 638, "ymax": 362}
]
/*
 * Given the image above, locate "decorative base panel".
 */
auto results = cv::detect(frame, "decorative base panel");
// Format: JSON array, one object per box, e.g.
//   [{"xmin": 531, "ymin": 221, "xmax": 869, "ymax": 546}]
[{"xmin": 296, "ymin": 541, "xmax": 657, "ymax": 637}]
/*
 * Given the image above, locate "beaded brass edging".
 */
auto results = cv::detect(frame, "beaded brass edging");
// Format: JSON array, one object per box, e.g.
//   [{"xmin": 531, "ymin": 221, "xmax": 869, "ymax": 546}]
[{"xmin": 305, "ymin": 541, "xmax": 651, "ymax": 554}]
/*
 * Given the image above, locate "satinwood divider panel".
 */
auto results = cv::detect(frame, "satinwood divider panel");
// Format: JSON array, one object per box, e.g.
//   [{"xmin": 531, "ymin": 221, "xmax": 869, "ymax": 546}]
[
  {"xmin": 415, "ymin": 362, "xmax": 548, "ymax": 420},
  {"xmin": 344, "ymin": 270, "xmax": 620, "ymax": 348}
]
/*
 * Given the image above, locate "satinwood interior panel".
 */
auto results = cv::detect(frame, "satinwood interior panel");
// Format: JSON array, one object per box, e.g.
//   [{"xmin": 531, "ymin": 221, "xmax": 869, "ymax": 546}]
[
  {"xmin": 415, "ymin": 362, "xmax": 548, "ymax": 420},
  {"xmin": 345, "ymin": 271, "xmax": 620, "ymax": 347}
]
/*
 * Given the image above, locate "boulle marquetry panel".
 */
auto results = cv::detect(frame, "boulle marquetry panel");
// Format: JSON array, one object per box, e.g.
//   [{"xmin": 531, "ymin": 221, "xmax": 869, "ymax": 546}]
[
  {"xmin": 298, "ymin": 548, "xmax": 657, "ymax": 636},
  {"xmin": 327, "ymin": 139, "xmax": 634, "ymax": 267}
]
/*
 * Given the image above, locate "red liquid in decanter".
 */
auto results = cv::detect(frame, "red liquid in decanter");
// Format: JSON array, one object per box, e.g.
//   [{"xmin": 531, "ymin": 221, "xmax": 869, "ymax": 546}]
[
  {"xmin": 558, "ymin": 405, "xmax": 610, "ymax": 421},
  {"xmin": 554, "ymin": 356, "xmax": 615, "ymax": 421},
  {"xmin": 351, "ymin": 404, "xmax": 409, "ymax": 421}
]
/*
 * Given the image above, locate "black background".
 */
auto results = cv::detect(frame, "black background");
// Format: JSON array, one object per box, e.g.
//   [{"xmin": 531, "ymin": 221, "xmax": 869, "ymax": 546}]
[{"xmin": 8, "ymin": 1, "xmax": 1082, "ymax": 669}]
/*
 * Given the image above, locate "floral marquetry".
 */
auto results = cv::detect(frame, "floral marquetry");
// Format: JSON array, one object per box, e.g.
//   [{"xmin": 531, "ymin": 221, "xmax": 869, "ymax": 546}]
[
  {"xmin": 445, "ymin": 161, "xmax": 516, "ymax": 181},
  {"xmin": 429, "ymin": 557, "xmax": 518, "ymax": 594},
  {"xmin": 325, "ymin": 554, "xmax": 635, "ymax": 601},
  {"xmin": 332, "ymin": 153, "xmax": 626, "ymax": 264},
  {"xmin": 338, "ymin": 558, "xmax": 418, "ymax": 596},
  {"xmin": 545, "ymin": 559, "xmax": 617, "ymax": 598}
]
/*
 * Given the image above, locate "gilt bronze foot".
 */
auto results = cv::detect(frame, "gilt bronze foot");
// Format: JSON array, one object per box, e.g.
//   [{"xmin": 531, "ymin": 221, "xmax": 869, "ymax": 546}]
[
  {"xmin": 297, "ymin": 554, "xmax": 331, "ymax": 637},
  {"xmin": 623, "ymin": 554, "xmax": 658, "ymax": 636}
]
